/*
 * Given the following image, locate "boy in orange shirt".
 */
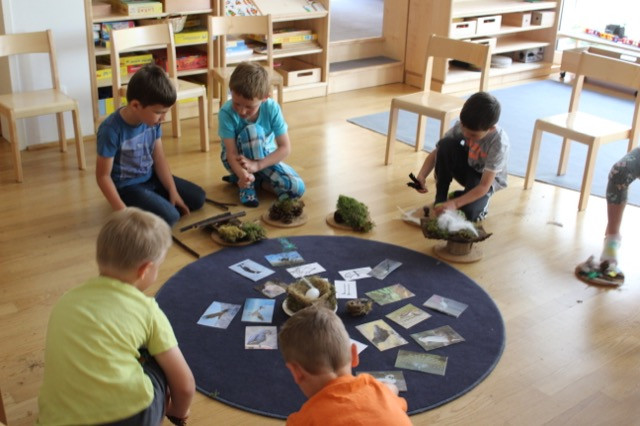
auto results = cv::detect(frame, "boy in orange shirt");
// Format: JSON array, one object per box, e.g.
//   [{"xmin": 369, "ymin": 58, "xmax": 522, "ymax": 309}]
[{"xmin": 279, "ymin": 305, "xmax": 412, "ymax": 425}]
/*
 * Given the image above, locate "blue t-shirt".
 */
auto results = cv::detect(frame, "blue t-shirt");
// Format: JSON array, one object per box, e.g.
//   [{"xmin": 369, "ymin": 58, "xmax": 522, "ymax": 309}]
[
  {"xmin": 217, "ymin": 97, "xmax": 287, "ymax": 156},
  {"xmin": 97, "ymin": 108, "xmax": 161, "ymax": 188}
]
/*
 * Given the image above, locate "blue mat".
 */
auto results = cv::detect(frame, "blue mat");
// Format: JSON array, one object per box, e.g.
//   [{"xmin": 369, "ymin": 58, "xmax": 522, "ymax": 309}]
[
  {"xmin": 348, "ymin": 80, "xmax": 640, "ymax": 206},
  {"xmin": 156, "ymin": 236, "xmax": 505, "ymax": 419}
]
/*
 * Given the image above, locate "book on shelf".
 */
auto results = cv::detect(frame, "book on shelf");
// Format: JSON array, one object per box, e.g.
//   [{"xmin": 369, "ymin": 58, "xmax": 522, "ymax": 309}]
[
  {"xmin": 251, "ymin": 0, "xmax": 326, "ymax": 15},
  {"xmin": 246, "ymin": 29, "xmax": 317, "ymax": 45},
  {"xmin": 114, "ymin": 0, "xmax": 163, "ymax": 16},
  {"xmin": 224, "ymin": 0, "xmax": 259, "ymax": 16},
  {"xmin": 226, "ymin": 37, "xmax": 246, "ymax": 48},
  {"xmin": 226, "ymin": 46, "xmax": 254, "ymax": 58}
]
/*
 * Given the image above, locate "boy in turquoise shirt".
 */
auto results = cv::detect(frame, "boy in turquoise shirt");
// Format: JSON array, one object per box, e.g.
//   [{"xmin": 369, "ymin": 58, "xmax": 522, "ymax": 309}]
[{"xmin": 218, "ymin": 61, "xmax": 305, "ymax": 207}]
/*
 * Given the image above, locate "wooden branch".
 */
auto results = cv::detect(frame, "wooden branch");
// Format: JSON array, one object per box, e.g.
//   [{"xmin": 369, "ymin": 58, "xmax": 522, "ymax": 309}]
[{"xmin": 179, "ymin": 211, "xmax": 246, "ymax": 232}]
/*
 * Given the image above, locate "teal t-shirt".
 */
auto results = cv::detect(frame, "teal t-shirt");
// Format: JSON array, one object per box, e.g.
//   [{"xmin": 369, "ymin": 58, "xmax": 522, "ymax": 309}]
[{"xmin": 37, "ymin": 276, "xmax": 177, "ymax": 425}]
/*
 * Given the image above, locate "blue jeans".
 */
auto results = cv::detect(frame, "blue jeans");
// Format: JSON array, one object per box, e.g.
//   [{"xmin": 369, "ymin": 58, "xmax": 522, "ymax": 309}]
[
  {"xmin": 118, "ymin": 173, "xmax": 205, "ymax": 226},
  {"xmin": 100, "ymin": 349, "xmax": 167, "ymax": 426}
]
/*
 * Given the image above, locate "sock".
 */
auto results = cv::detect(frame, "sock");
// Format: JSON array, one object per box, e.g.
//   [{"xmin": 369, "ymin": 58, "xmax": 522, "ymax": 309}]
[
  {"xmin": 239, "ymin": 187, "xmax": 259, "ymax": 207},
  {"xmin": 600, "ymin": 234, "xmax": 621, "ymax": 264}
]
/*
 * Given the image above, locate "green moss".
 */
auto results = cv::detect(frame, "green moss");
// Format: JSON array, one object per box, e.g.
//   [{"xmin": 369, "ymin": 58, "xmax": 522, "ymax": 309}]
[
  {"xmin": 217, "ymin": 224, "xmax": 246, "ymax": 243},
  {"xmin": 241, "ymin": 221, "xmax": 266, "ymax": 242},
  {"xmin": 269, "ymin": 198, "xmax": 305, "ymax": 224},
  {"xmin": 335, "ymin": 195, "xmax": 375, "ymax": 232}
]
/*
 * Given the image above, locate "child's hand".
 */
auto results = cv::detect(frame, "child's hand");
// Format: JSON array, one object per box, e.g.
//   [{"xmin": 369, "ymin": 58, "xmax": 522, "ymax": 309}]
[
  {"xmin": 407, "ymin": 173, "xmax": 427, "ymax": 193},
  {"xmin": 238, "ymin": 171, "xmax": 255, "ymax": 189},
  {"xmin": 434, "ymin": 200, "xmax": 456, "ymax": 216},
  {"xmin": 237, "ymin": 155, "xmax": 260, "ymax": 174},
  {"xmin": 170, "ymin": 192, "xmax": 190, "ymax": 216}
]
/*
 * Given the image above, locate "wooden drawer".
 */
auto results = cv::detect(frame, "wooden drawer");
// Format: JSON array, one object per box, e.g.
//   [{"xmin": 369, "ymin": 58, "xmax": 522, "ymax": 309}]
[{"xmin": 276, "ymin": 58, "xmax": 321, "ymax": 86}]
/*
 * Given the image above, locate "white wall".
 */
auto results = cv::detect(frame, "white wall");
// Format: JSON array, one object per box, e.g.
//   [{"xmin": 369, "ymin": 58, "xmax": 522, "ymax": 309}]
[{"xmin": 1, "ymin": 0, "xmax": 93, "ymax": 149}]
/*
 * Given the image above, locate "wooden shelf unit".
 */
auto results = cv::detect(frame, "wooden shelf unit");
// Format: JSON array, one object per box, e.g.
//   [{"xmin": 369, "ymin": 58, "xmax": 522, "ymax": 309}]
[
  {"xmin": 84, "ymin": 1, "xmax": 214, "ymax": 127},
  {"xmin": 405, "ymin": 0, "xmax": 563, "ymax": 93},
  {"xmin": 214, "ymin": 0, "xmax": 330, "ymax": 103}
]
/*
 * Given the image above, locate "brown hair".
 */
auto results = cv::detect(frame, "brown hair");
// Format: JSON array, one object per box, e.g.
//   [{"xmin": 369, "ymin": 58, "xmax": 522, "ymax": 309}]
[
  {"xmin": 229, "ymin": 61, "xmax": 270, "ymax": 100},
  {"xmin": 96, "ymin": 207, "xmax": 172, "ymax": 271},
  {"xmin": 279, "ymin": 305, "xmax": 351, "ymax": 374}
]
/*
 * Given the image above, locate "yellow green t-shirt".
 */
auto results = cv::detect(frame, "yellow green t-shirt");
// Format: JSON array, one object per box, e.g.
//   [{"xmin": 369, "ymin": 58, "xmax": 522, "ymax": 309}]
[{"xmin": 37, "ymin": 276, "xmax": 178, "ymax": 425}]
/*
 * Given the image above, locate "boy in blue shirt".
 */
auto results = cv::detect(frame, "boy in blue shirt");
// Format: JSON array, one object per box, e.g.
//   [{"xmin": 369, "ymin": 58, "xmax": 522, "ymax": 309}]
[
  {"xmin": 96, "ymin": 64, "xmax": 205, "ymax": 226},
  {"xmin": 218, "ymin": 61, "xmax": 305, "ymax": 207}
]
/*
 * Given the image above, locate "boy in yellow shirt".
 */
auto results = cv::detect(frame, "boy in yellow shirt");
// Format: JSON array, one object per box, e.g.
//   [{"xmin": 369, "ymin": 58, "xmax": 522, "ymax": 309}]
[{"xmin": 37, "ymin": 208, "xmax": 194, "ymax": 425}]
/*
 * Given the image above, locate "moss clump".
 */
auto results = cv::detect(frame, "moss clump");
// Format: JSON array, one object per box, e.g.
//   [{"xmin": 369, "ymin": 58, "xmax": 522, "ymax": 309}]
[
  {"xmin": 215, "ymin": 220, "xmax": 267, "ymax": 243},
  {"xmin": 334, "ymin": 195, "xmax": 375, "ymax": 232},
  {"xmin": 269, "ymin": 198, "xmax": 305, "ymax": 224},
  {"xmin": 420, "ymin": 216, "xmax": 491, "ymax": 243}
]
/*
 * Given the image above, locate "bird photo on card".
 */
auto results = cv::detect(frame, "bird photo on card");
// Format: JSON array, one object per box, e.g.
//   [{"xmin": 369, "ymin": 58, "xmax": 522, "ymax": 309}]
[
  {"xmin": 197, "ymin": 301, "xmax": 241, "ymax": 329},
  {"xmin": 356, "ymin": 319, "xmax": 408, "ymax": 351},
  {"xmin": 245, "ymin": 326, "xmax": 278, "ymax": 350},
  {"xmin": 241, "ymin": 298, "xmax": 275, "ymax": 323}
]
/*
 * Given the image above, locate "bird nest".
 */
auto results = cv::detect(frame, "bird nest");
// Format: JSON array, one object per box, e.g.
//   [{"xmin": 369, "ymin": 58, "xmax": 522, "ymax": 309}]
[
  {"xmin": 285, "ymin": 276, "xmax": 337, "ymax": 313},
  {"xmin": 420, "ymin": 216, "xmax": 492, "ymax": 243}
]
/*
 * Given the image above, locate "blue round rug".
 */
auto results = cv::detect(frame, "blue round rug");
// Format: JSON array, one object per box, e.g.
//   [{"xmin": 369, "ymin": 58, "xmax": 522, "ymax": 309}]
[{"xmin": 156, "ymin": 236, "xmax": 505, "ymax": 419}]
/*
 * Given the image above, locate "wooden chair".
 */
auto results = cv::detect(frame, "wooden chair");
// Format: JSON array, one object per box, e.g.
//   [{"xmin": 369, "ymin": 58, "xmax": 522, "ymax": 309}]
[
  {"xmin": 524, "ymin": 51, "xmax": 640, "ymax": 211},
  {"xmin": 384, "ymin": 34, "xmax": 491, "ymax": 165},
  {"xmin": 0, "ymin": 29, "xmax": 86, "ymax": 182},
  {"xmin": 110, "ymin": 23, "xmax": 209, "ymax": 152},
  {"xmin": 207, "ymin": 14, "xmax": 283, "ymax": 123}
]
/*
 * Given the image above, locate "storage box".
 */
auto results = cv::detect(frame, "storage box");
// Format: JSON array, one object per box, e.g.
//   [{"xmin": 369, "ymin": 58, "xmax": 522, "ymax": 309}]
[
  {"xmin": 468, "ymin": 37, "xmax": 497, "ymax": 50},
  {"xmin": 115, "ymin": 1, "xmax": 163, "ymax": 16},
  {"xmin": 276, "ymin": 58, "xmax": 321, "ymax": 86},
  {"xmin": 450, "ymin": 20, "xmax": 477, "ymax": 38},
  {"xmin": 174, "ymin": 28, "xmax": 208, "ymax": 45},
  {"xmin": 475, "ymin": 15, "xmax": 502, "ymax": 35},
  {"xmin": 532, "ymin": 11, "xmax": 555, "ymax": 26},
  {"xmin": 156, "ymin": 48, "xmax": 207, "ymax": 71},
  {"xmin": 100, "ymin": 21, "xmax": 135, "ymax": 41},
  {"xmin": 502, "ymin": 12, "xmax": 531, "ymax": 27},
  {"xmin": 163, "ymin": 0, "xmax": 211, "ymax": 14},
  {"xmin": 512, "ymin": 47, "xmax": 544, "ymax": 63}
]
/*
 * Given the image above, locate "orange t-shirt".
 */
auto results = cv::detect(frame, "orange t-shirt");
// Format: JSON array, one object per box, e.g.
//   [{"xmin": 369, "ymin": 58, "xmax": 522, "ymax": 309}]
[{"xmin": 287, "ymin": 373, "xmax": 412, "ymax": 426}]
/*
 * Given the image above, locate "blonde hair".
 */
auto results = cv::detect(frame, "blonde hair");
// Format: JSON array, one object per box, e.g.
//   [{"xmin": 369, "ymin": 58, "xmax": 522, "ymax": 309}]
[
  {"xmin": 279, "ymin": 305, "xmax": 351, "ymax": 374},
  {"xmin": 96, "ymin": 208, "xmax": 172, "ymax": 271},
  {"xmin": 229, "ymin": 62, "xmax": 270, "ymax": 100}
]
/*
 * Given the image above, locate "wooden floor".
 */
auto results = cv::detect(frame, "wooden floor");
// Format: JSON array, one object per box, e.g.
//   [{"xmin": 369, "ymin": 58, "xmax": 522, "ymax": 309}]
[{"xmin": 1, "ymin": 82, "xmax": 640, "ymax": 425}]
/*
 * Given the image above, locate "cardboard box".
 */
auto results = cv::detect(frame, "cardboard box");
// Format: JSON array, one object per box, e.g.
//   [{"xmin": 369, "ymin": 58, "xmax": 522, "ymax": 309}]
[
  {"xmin": 276, "ymin": 57, "xmax": 321, "ymax": 86},
  {"xmin": 475, "ymin": 15, "xmax": 502, "ymax": 35},
  {"xmin": 502, "ymin": 12, "xmax": 531, "ymax": 27},
  {"xmin": 450, "ymin": 20, "xmax": 476, "ymax": 38},
  {"xmin": 115, "ymin": 1, "xmax": 163, "ymax": 16},
  {"xmin": 163, "ymin": 0, "xmax": 211, "ymax": 14},
  {"xmin": 512, "ymin": 47, "xmax": 544, "ymax": 63},
  {"xmin": 174, "ymin": 28, "xmax": 208, "ymax": 45},
  {"xmin": 92, "ymin": 1, "xmax": 112, "ymax": 17},
  {"xmin": 532, "ymin": 11, "xmax": 555, "ymax": 26},
  {"xmin": 120, "ymin": 53, "xmax": 154, "ymax": 66},
  {"xmin": 100, "ymin": 21, "xmax": 135, "ymax": 40}
]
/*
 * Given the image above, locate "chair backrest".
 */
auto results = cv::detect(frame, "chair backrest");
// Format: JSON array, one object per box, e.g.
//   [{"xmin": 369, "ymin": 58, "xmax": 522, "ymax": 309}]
[
  {"xmin": 207, "ymin": 15, "xmax": 274, "ymax": 69},
  {"xmin": 109, "ymin": 23, "xmax": 177, "ymax": 108},
  {"xmin": 0, "ymin": 29, "xmax": 60, "ymax": 92},
  {"xmin": 571, "ymin": 50, "xmax": 640, "ymax": 145},
  {"xmin": 422, "ymin": 34, "xmax": 491, "ymax": 92}
]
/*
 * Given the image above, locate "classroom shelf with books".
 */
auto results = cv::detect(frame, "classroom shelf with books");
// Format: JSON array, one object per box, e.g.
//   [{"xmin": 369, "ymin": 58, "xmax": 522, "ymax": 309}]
[{"xmin": 84, "ymin": 0, "xmax": 215, "ymax": 126}]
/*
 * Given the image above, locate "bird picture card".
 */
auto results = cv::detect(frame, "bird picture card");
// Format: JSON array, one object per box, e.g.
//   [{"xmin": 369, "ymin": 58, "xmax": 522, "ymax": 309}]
[
  {"xmin": 197, "ymin": 301, "xmax": 241, "ymax": 329},
  {"xmin": 365, "ymin": 283, "xmax": 415, "ymax": 306},
  {"xmin": 395, "ymin": 349, "xmax": 448, "ymax": 376},
  {"xmin": 411, "ymin": 325, "xmax": 465, "ymax": 352},
  {"xmin": 286, "ymin": 262, "xmax": 326, "ymax": 278},
  {"xmin": 254, "ymin": 280, "xmax": 288, "ymax": 298},
  {"xmin": 386, "ymin": 304, "xmax": 431, "ymax": 329},
  {"xmin": 368, "ymin": 259, "xmax": 402, "ymax": 280},
  {"xmin": 423, "ymin": 294, "xmax": 468, "ymax": 318},
  {"xmin": 229, "ymin": 259, "xmax": 275, "ymax": 282},
  {"xmin": 338, "ymin": 267, "xmax": 372, "ymax": 281},
  {"xmin": 241, "ymin": 298, "xmax": 275, "ymax": 323},
  {"xmin": 264, "ymin": 251, "xmax": 305, "ymax": 267},
  {"xmin": 359, "ymin": 370, "xmax": 408, "ymax": 392},
  {"xmin": 356, "ymin": 319, "xmax": 408, "ymax": 352},
  {"xmin": 245, "ymin": 326, "xmax": 278, "ymax": 350},
  {"xmin": 334, "ymin": 280, "xmax": 357, "ymax": 299},
  {"xmin": 350, "ymin": 338, "xmax": 368, "ymax": 355}
]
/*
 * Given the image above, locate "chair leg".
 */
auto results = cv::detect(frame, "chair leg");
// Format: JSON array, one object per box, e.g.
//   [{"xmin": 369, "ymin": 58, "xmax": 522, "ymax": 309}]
[
  {"xmin": 207, "ymin": 73, "xmax": 214, "ymax": 127},
  {"xmin": 276, "ymin": 81, "xmax": 284, "ymax": 106},
  {"xmin": 557, "ymin": 136, "xmax": 571, "ymax": 176},
  {"xmin": 220, "ymin": 81, "xmax": 229, "ymax": 111},
  {"xmin": 578, "ymin": 140, "xmax": 599, "ymax": 211},
  {"xmin": 524, "ymin": 125, "xmax": 544, "ymax": 189},
  {"xmin": 71, "ymin": 106, "xmax": 86, "ymax": 170},
  {"xmin": 8, "ymin": 114, "xmax": 23, "ymax": 182},
  {"xmin": 56, "ymin": 112, "xmax": 67, "ymax": 152},
  {"xmin": 385, "ymin": 103, "xmax": 399, "ymax": 165},
  {"xmin": 172, "ymin": 104, "xmax": 181, "ymax": 139},
  {"xmin": 415, "ymin": 115, "xmax": 426, "ymax": 152},
  {"xmin": 198, "ymin": 94, "xmax": 209, "ymax": 153}
]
